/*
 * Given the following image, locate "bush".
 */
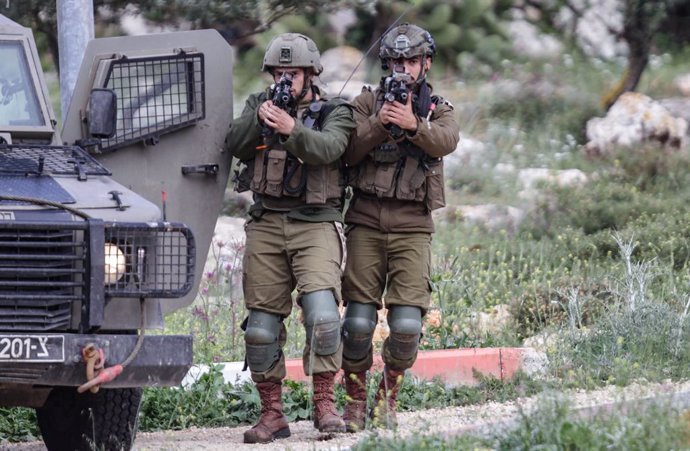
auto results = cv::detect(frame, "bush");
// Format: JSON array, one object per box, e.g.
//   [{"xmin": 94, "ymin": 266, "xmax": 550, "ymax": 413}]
[
  {"xmin": 0, "ymin": 407, "xmax": 38, "ymax": 442},
  {"xmin": 497, "ymin": 395, "xmax": 690, "ymax": 450}
]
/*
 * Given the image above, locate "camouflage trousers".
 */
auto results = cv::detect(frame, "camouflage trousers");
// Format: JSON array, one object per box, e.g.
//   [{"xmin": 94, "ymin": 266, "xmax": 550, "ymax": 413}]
[
  {"xmin": 242, "ymin": 212, "xmax": 346, "ymax": 382},
  {"xmin": 341, "ymin": 225, "xmax": 432, "ymax": 372}
]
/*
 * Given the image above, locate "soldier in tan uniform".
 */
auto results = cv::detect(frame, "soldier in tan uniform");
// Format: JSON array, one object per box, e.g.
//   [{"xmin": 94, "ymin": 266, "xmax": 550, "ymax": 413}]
[
  {"xmin": 340, "ymin": 23, "xmax": 460, "ymax": 431},
  {"xmin": 224, "ymin": 33, "xmax": 355, "ymax": 443}
]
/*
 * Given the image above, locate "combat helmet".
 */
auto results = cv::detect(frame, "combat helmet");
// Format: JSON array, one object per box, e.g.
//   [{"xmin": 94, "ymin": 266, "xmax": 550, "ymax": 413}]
[
  {"xmin": 262, "ymin": 33, "xmax": 323, "ymax": 75},
  {"xmin": 379, "ymin": 23, "xmax": 436, "ymax": 69}
]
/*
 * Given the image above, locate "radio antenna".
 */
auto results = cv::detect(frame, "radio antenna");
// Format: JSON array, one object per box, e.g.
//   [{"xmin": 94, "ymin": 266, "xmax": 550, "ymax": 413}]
[{"xmin": 337, "ymin": 5, "xmax": 414, "ymax": 98}]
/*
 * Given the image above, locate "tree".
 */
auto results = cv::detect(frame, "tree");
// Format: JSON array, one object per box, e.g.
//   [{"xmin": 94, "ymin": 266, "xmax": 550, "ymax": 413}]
[
  {"xmin": 1, "ymin": 0, "xmax": 365, "ymax": 72},
  {"xmin": 0, "ymin": 1, "xmax": 59, "ymax": 70},
  {"xmin": 602, "ymin": 0, "xmax": 678, "ymax": 110},
  {"xmin": 514, "ymin": 0, "xmax": 683, "ymax": 110}
]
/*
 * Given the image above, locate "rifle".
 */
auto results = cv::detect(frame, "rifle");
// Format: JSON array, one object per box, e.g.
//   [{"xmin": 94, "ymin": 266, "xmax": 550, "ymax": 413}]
[
  {"xmin": 382, "ymin": 69, "xmax": 412, "ymax": 139},
  {"xmin": 261, "ymin": 72, "xmax": 296, "ymax": 137}
]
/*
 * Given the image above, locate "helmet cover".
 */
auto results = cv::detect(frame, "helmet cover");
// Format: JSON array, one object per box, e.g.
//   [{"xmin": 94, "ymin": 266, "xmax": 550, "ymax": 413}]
[{"xmin": 262, "ymin": 33, "xmax": 323, "ymax": 75}]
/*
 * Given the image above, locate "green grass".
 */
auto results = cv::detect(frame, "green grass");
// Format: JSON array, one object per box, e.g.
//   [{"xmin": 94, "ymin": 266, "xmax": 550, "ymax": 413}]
[
  {"xmin": 144, "ymin": 44, "xmax": 690, "ymax": 438},
  {"xmin": 0, "ymin": 407, "xmax": 38, "ymax": 443},
  {"xmin": 138, "ymin": 367, "xmax": 544, "ymax": 433},
  {"xmin": 7, "ymin": 24, "xmax": 689, "ymax": 444},
  {"xmin": 352, "ymin": 396, "xmax": 690, "ymax": 450}
]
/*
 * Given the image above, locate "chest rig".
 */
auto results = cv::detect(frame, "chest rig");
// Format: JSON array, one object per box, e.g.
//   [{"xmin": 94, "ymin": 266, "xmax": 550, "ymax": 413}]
[
  {"xmin": 349, "ymin": 82, "xmax": 446, "ymax": 212},
  {"xmin": 234, "ymin": 95, "xmax": 343, "ymax": 205}
]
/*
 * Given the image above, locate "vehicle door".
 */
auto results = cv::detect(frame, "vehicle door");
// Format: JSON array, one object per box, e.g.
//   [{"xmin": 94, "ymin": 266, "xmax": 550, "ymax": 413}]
[{"xmin": 61, "ymin": 29, "xmax": 234, "ymax": 314}]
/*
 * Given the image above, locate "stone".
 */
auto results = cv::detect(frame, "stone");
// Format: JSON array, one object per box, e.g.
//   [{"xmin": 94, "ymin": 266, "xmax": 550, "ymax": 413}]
[
  {"xmin": 433, "ymin": 204, "xmax": 526, "ymax": 234},
  {"xmin": 585, "ymin": 92, "xmax": 688, "ymax": 155}
]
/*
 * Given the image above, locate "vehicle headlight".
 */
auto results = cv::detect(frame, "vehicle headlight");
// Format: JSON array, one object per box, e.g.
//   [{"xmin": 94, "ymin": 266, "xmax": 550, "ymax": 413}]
[{"xmin": 104, "ymin": 243, "xmax": 127, "ymax": 285}]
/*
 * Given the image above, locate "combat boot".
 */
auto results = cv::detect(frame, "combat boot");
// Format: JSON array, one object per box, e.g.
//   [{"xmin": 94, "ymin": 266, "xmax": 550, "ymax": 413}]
[
  {"xmin": 312, "ymin": 371, "xmax": 346, "ymax": 432},
  {"xmin": 343, "ymin": 371, "xmax": 368, "ymax": 432},
  {"xmin": 243, "ymin": 381, "xmax": 291, "ymax": 443},
  {"xmin": 370, "ymin": 366, "xmax": 405, "ymax": 429}
]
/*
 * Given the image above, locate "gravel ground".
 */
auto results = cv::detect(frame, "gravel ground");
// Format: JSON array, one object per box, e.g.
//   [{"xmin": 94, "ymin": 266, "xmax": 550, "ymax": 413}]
[{"xmin": 4, "ymin": 380, "xmax": 690, "ymax": 451}]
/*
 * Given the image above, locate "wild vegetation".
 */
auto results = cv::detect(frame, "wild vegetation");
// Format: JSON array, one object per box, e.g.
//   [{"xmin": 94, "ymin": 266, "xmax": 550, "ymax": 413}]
[
  {"xmin": 1, "ymin": 1, "xmax": 690, "ymax": 447},
  {"xmin": 353, "ymin": 396, "xmax": 690, "ymax": 450},
  {"xmin": 134, "ymin": 36, "xmax": 690, "ymax": 446},
  {"xmin": 158, "ymin": 21, "xmax": 690, "ymax": 445}
]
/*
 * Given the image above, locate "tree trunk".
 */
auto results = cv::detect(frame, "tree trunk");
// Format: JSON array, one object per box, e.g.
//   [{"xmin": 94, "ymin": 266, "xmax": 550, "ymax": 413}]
[{"xmin": 602, "ymin": 0, "xmax": 652, "ymax": 110}]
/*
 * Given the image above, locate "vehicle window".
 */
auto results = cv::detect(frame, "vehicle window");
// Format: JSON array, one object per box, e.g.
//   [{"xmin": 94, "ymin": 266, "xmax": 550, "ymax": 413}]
[
  {"xmin": 98, "ymin": 53, "xmax": 205, "ymax": 152},
  {"xmin": 0, "ymin": 40, "xmax": 44, "ymax": 127}
]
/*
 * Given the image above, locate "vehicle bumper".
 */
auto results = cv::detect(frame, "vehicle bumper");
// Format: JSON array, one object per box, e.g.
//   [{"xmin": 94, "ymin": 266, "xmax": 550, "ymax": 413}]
[{"xmin": 0, "ymin": 333, "xmax": 192, "ymax": 388}]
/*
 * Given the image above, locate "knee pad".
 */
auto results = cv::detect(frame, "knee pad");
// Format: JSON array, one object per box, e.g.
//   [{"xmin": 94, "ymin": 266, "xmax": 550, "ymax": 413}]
[
  {"xmin": 301, "ymin": 290, "xmax": 341, "ymax": 356},
  {"xmin": 342, "ymin": 302, "xmax": 377, "ymax": 361},
  {"xmin": 387, "ymin": 305, "xmax": 422, "ymax": 362},
  {"xmin": 244, "ymin": 310, "xmax": 282, "ymax": 373}
]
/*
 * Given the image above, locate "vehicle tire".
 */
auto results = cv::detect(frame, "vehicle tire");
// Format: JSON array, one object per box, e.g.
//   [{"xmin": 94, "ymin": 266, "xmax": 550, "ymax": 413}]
[{"xmin": 36, "ymin": 386, "xmax": 143, "ymax": 451}]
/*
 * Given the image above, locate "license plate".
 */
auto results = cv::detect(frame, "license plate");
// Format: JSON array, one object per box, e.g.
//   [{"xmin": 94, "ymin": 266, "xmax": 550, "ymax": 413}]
[{"xmin": 0, "ymin": 335, "xmax": 65, "ymax": 362}]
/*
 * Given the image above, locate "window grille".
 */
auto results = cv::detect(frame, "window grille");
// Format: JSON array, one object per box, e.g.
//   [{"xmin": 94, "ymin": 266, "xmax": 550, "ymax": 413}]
[{"xmin": 98, "ymin": 53, "xmax": 205, "ymax": 152}]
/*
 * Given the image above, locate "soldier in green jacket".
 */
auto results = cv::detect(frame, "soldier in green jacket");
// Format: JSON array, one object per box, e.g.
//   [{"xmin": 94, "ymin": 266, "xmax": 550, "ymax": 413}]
[
  {"xmin": 224, "ymin": 33, "xmax": 355, "ymax": 443},
  {"xmin": 341, "ymin": 23, "xmax": 460, "ymax": 431}
]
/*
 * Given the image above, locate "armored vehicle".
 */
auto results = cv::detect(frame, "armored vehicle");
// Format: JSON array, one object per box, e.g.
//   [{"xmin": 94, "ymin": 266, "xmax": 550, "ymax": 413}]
[{"xmin": 0, "ymin": 14, "xmax": 233, "ymax": 450}]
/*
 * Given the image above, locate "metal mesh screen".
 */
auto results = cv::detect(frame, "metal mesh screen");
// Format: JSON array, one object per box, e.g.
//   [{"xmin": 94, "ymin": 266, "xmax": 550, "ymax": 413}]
[
  {"xmin": 0, "ymin": 145, "xmax": 111, "ymax": 177},
  {"xmin": 98, "ymin": 53, "xmax": 205, "ymax": 152},
  {"xmin": 104, "ymin": 223, "xmax": 195, "ymax": 298}
]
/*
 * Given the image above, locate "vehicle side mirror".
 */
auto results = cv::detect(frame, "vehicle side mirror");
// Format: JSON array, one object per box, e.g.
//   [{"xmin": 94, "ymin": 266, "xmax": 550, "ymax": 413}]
[{"xmin": 88, "ymin": 88, "xmax": 117, "ymax": 138}]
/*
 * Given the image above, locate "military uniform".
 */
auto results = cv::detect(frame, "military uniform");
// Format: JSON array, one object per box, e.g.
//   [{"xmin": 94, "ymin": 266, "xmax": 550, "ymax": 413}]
[
  {"xmin": 225, "ymin": 33, "xmax": 355, "ymax": 442},
  {"xmin": 340, "ymin": 23, "xmax": 460, "ymax": 432},
  {"xmin": 229, "ymin": 88, "xmax": 354, "ymax": 375}
]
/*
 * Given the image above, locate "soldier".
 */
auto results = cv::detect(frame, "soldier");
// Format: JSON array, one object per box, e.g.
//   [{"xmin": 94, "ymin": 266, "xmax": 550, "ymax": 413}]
[
  {"xmin": 340, "ymin": 23, "xmax": 460, "ymax": 431},
  {"xmin": 224, "ymin": 33, "xmax": 355, "ymax": 443}
]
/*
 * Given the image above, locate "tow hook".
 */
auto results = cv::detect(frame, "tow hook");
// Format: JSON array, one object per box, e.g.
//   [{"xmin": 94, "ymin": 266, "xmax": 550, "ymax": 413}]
[
  {"xmin": 77, "ymin": 343, "xmax": 123, "ymax": 394},
  {"xmin": 77, "ymin": 300, "xmax": 146, "ymax": 394}
]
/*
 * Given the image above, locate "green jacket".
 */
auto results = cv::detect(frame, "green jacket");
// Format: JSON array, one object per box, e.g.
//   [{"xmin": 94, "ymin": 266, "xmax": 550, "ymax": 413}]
[{"xmin": 225, "ymin": 87, "xmax": 355, "ymax": 222}]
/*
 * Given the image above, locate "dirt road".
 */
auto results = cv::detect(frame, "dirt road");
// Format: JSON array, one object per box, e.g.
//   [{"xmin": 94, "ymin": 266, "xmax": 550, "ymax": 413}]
[{"xmin": 4, "ymin": 380, "xmax": 690, "ymax": 451}]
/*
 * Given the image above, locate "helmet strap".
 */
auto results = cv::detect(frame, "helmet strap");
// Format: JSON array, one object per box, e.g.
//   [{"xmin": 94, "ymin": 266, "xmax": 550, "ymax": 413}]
[
  {"xmin": 414, "ymin": 56, "xmax": 431, "ymax": 86},
  {"xmin": 297, "ymin": 70, "xmax": 313, "ymax": 101}
]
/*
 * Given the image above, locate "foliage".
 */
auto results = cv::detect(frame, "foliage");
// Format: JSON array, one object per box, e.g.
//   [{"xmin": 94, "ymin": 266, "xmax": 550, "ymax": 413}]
[
  {"xmin": 137, "ymin": 367, "xmax": 543, "ymax": 432},
  {"xmin": 0, "ymin": 407, "xmax": 39, "ymax": 443},
  {"xmin": 139, "ymin": 365, "xmax": 260, "ymax": 430},
  {"xmin": 162, "ymin": 235, "xmax": 308, "ymax": 363},
  {"xmin": 495, "ymin": 396, "xmax": 690, "ymax": 451},
  {"xmin": 353, "ymin": 395, "xmax": 690, "ymax": 450},
  {"xmin": 516, "ymin": 0, "xmax": 685, "ymax": 107},
  {"xmin": 3, "ymin": 2, "xmax": 690, "ymax": 443},
  {"xmin": 126, "ymin": 0, "xmax": 367, "ymax": 45},
  {"xmin": 546, "ymin": 233, "xmax": 690, "ymax": 388},
  {"xmin": 0, "ymin": 0, "xmax": 365, "ymax": 72},
  {"xmin": 525, "ymin": 148, "xmax": 690, "ymax": 238},
  {"xmin": 345, "ymin": 0, "xmax": 515, "ymax": 75}
]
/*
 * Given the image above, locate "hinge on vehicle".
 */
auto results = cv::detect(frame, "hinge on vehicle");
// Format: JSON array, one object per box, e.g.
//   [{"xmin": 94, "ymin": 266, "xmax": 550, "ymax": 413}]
[
  {"xmin": 69, "ymin": 158, "xmax": 88, "ymax": 181},
  {"xmin": 181, "ymin": 164, "xmax": 219, "ymax": 176},
  {"xmin": 76, "ymin": 138, "xmax": 102, "ymax": 154},
  {"xmin": 109, "ymin": 190, "xmax": 126, "ymax": 211}
]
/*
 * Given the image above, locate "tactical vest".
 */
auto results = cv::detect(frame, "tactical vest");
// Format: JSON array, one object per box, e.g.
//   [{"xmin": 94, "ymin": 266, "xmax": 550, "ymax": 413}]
[
  {"xmin": 234, "ymin": 98, "xmax": 344, "ymax": 205},
  {"xmin": 349, "ymin": 87, "xmax": 446, "ymax": 212}
]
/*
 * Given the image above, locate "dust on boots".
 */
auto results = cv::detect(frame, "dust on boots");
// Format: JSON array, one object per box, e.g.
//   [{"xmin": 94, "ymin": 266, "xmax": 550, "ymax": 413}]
[
  {"xmin": 312, "ymin": 371, "xmax": 346, "ymax": 432},
  {"xmin": 343, "ymin": 367, "xmax": 405, "ymax": 432},
  {"xmin": 370, "ymin": 367, "xmax": 405, "ymax": 430},
  {"xmin": 243, "ymin": 381, "xmax": 291, "ymax": 443},
  {"xmin": 343, "ymin": 371, "xmax": 368, "ymax": 432}
]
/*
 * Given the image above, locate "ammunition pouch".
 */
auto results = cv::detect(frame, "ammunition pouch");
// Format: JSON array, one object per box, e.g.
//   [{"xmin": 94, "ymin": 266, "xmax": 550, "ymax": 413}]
[
  {"xmin": 349, "ymin": 142, "xmax": 445, "ymax": 211},
  {"xmin": 235, "ymin": 99, "xmax": 344, "ymax": 205}
]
